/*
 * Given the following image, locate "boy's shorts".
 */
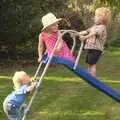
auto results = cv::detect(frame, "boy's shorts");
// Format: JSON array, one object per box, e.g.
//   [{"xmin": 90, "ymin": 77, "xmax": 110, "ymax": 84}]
[{"xmin": 85, "ymin": 49, "xmax": 102, "ymax": 65}]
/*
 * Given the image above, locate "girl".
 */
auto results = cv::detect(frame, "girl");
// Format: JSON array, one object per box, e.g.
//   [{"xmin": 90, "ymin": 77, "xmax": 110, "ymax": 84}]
[
  {"xmin": 79, "ymin": 7, "xmax": 111, "ymax": 76},
  {"xmin": 3, "ymin": 71, "xmax": 37, "ymax": 120},
  {"xmin": 38, "ymin": 13, "xmax": 75, "ymax": 63}
]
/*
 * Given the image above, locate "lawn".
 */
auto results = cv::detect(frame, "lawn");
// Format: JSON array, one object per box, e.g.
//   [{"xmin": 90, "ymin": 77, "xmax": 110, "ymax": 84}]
[{"xmin": 0, "ymin": 49, "xmax": 120, "ymax": 120}]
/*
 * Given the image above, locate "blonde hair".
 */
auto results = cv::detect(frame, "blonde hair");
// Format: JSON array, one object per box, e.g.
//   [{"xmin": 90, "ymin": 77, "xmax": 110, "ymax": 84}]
[
  {"xmin": 95, "ymin": 7, "xmax": 112, "ymax": 24},
  {"xmin": 12, "ymin": 71, "xmax": 28, "ymax": 90}
]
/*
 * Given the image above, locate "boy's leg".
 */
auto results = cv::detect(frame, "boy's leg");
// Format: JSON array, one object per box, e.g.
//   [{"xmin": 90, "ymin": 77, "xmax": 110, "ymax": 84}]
[
  {"xmin": 86, "ymin": 49, "xmax": 101, "ymax": 76},
  {"xmin": 89, "ymin": 64, "xmax": 96, "ymax": 76}
]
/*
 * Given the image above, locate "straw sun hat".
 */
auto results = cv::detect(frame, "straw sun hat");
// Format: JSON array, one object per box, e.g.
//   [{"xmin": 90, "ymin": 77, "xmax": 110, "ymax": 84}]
[{"xmin": 41, "ymin": 13, "xmax": 62, "ymax": 31}]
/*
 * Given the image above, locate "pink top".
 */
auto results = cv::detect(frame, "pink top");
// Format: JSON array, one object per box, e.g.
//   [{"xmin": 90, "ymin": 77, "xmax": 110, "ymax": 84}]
[{"xmin": 39, "ymin": 32, "xmax": 75, "ymax": 62}]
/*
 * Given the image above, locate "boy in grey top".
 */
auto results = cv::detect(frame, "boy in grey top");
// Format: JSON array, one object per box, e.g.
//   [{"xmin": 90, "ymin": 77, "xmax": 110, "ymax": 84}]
[{"xmin": 79, "ymin": 7, "xmax": 111, "ymax": 76}]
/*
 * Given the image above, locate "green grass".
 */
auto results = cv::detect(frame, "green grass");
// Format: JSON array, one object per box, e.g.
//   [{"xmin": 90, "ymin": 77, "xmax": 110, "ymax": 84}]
[{"xmin": 0, "ymin": 49, "xmax": 120, "ymax": 120}]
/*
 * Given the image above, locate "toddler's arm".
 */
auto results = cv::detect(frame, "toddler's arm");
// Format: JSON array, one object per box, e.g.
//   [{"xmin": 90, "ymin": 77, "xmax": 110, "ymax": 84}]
[
  {"xmin": 26, "ymin": 82, "xmax": 38, "ymax": 92},
  {"xmin": 38, "ymin": 34, "xmax": 44, "ymax": 62}
]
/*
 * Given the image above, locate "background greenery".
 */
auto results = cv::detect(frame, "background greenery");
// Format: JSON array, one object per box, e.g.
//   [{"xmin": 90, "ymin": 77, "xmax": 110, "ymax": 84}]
[{"xmin": 0, "ymin": 0, "xmax": 120, "ymax": 58}]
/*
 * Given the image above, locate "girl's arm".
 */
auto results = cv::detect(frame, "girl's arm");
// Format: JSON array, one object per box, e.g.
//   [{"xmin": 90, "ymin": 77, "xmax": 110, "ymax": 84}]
[
  {"xmin": 38, "ymin": 34, "xmax": 44, "ymax": 62},
  {"xmin": 55, "ymin": 30, "xmax": 63, "ymax": 51}
]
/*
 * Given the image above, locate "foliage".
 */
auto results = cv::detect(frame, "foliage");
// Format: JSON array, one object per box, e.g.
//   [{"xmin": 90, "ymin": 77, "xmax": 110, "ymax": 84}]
[
  {"xmin": 0, "ymin": 0, "xmax": 67, "ymax": 52},
  {"xmin": 0, "ymin": 0, "xmax": 120, "ymax": 54}
]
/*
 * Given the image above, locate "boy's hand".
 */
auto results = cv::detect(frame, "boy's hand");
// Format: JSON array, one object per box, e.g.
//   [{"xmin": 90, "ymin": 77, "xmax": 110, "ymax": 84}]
[
  {"xmin": 79, "ymin": 35, "xmax": 87, "ymax": 41},
  {"xmin": 79, "ymin": 31, "xmax": 88, "ymax": 35}
]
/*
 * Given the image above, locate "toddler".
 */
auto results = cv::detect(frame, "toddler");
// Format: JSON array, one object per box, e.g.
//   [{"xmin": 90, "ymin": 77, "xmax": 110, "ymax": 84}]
[{"xmin": 3, "ymin": 71, "xmax": 37, "ymax": 120}]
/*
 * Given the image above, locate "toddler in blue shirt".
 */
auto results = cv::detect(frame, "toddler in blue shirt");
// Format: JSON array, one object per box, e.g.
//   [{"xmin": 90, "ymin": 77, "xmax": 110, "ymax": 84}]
[{"xmin": 3, "ymin": 71, "xmax": 37, "ymax": 120}]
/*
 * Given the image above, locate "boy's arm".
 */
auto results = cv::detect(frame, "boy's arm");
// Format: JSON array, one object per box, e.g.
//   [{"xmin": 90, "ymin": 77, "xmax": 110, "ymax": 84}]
[
  {"xmin": 82, "ymin": 31, "xmax": 96, "ymax": 40},
  {"xmin": 79, "ymin": 30, "xmax": 88, "ymax": 36},
  {"xmin": 38, "ymin": 34, "xmax": 44, "ymax": 62}
]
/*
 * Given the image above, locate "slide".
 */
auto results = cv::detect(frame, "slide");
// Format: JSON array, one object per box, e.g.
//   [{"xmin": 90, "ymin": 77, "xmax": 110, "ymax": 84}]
[{"xmin": 47, "ymin": 56, "xmax": 120, "ymax": 103}]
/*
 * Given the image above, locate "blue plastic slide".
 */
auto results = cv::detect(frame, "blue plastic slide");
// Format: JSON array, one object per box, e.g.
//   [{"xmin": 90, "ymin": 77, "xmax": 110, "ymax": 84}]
[{"xmin": 46, "ymin": 56, "xmax": 120, "ymax": 103}]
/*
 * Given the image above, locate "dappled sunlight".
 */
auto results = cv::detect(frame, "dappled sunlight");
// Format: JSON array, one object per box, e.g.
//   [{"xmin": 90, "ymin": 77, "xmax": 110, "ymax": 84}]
[
  {"xmin": 108, "ymin": 48, "xmax": 120, "ymax": 56},
  {"xmin": 98, "ymin": 77, "xmax": 120, "ymax": 83},
  {"xmin": 44, "ymin": 76, "xmax": 120, "ymax": 84},
  {"xmin": 37, "ymin": 110, "xmax": 105, "ymax": 116},
  {"xmin": 44, "ymin": 76, "xmax": 82, "ymax": 82},
  {"xmin": 0, "ymin": 76, "xmax": 11, "ymax": 80},
  {"xmin": 111, "ymin": 51, "xmax": 120, "ymax": 56}
]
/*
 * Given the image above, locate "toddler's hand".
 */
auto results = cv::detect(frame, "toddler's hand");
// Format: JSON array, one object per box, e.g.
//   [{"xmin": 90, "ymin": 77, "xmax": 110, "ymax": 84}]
[{"xmin": 34, "ymin": 81, "xmax": 39, "ymax": 89}]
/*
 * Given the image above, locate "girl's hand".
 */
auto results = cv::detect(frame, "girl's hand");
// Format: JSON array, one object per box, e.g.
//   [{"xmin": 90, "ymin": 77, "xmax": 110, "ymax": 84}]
[
  {"xmin": 55, "ymin": 42, "xmax": 62, "ymax": 51},
  {"xmin": 54, "ymin": 49, "xmax": 60, "ymax": 54},
  {"xmin": 55, "ymin": 30, "xmax": 63, "ymax": 51},
  {"xmin": 38, "ymin": 56, "xmax": 42, "ymax": 63}
]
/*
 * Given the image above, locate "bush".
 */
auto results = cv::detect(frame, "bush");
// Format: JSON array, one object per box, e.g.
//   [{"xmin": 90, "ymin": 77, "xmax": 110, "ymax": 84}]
[{"xmin": 108, "ymin": 39, "xmax": 120, "ymax": 47}]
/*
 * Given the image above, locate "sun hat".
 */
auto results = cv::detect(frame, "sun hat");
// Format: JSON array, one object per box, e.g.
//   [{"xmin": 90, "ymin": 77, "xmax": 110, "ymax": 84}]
[{"xmin": 41, "ymin": 13, "xmax": 62, "ymax": 31}]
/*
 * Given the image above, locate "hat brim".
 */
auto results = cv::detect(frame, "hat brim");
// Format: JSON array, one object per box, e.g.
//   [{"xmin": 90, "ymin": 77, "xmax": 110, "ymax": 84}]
[{"xmin": 41, "ymin": 18, "xmax": 62, "ymax": 31}]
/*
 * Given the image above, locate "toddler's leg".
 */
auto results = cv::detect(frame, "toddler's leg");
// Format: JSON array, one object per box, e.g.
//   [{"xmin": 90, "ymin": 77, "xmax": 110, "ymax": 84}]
[
  {"xmin": 3, "ymin": 101, "xmax": 20, "ymax": 120},
  {"xmin": 19, "ymin": 104, "xmax": 27, "ymax": 119}
]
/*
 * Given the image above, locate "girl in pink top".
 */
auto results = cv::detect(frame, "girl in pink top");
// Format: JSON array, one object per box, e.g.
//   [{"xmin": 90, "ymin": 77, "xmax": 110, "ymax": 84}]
[{"xmin": 38, "ymin": 13, "xmax": 74, "ymax": 63}]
